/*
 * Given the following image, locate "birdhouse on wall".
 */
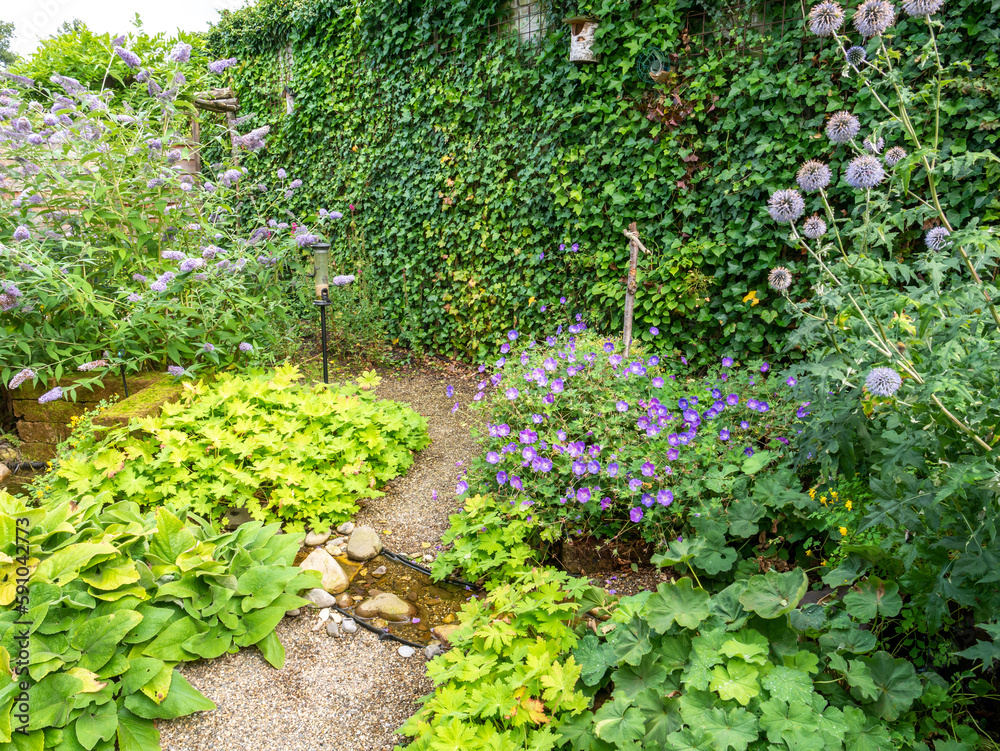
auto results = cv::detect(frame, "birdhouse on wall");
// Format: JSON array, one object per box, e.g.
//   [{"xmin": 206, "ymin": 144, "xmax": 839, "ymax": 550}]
[{"xmin": 564, "ymin": 16, "xmax": 599, "ymax": 63}]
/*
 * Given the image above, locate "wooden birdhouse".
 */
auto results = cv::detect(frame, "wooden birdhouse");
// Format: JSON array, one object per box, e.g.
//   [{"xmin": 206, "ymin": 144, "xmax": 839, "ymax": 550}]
[{"xmin": 564, "ymin": 16, "xmax": 599, "ymax": 63}]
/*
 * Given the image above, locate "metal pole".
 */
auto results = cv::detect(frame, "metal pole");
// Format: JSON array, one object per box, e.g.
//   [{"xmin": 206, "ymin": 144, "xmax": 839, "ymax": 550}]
[
  {"xmin": 318, "ymin": 291, "xmax": 330, "ymax": 385},
  {"xmin": 118, "ymin": 353, "xmax": 130, "ymax": 398},
  {"xmin": 623, "ymin": 222, "xmax": 640, "ymax": 358}
]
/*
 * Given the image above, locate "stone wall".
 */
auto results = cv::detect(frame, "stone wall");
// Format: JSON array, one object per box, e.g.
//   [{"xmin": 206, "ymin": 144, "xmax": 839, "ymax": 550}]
[{"xmin": 7, "ymin": 372, "xmax": 179, "ymax": 462}]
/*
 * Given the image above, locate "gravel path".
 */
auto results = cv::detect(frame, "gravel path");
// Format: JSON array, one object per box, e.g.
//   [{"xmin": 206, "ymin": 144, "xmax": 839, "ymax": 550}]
[{"xmin": 159, "ymin": 363, "xmax": 481, "ymax": 751}]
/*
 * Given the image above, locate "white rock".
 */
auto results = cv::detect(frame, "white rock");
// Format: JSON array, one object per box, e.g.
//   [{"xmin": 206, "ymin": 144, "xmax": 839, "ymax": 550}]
[
  {"xmin": 305, "ymin": 528, "xmax": 332, "ymax": 547},
  {"xmin": 337, "ymin": 521, "xmax": 355, "ymax": 535},
  {"xmin": 326, "ymin": 620, "xmax": 340, "ymax": 637},
  {"xmin": 331, "ymin": 611, "xmax": 343, "ymax": 624},
  {"xmin": 342, "ymin": 619, "xmax": 358, "ymax": 634},
  {"xmin": 346, "ymin": 526, "xmax": 383, "ymax": 562},
  {"xmin": 302, "ymin": 588, "xmax": 336, "ymax": 608},
  {"xmin": 318, "ymin": 608, "xmax": 331, "ymax": 622},
  {"xmin": 424, "ymin": 644, "xmax": 443, "ymax": 660},
  {"xmin": 397, "ymin": 645, "xmax": 415, "ymax": 658},
  {"xmin": 299, "ymin": 548, "xmax": 350, "ymax": 593},
  {"xmin": 422, "ymin": 554, "xmax": 435, "ymax": 563}
]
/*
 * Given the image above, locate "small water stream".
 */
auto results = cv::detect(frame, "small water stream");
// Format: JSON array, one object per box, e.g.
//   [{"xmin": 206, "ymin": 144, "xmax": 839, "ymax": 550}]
[{"xmin": 0, "ymin": 469, "xmax": 40, "ymax": 497}]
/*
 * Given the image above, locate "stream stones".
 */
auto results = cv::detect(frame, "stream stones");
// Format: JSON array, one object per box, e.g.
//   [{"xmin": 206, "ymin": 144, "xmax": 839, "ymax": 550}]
[
  {"xmin": 302, "ymin": 588, "xmax": 336, "ymax": 608},
  {"xmin": 346, "ymin": 526, "xmax": 383, "ymax": 561},
  {"xmin": 371, "ymin": 565, "xmax": 387, "ymax": 579},
  {"xmin": 335, "ymin": 593, "xmax": 353, "ymax": 608},
  {"xmin": 299, "ymin": 549, "xmax": 350, "ymax": 594},
  {"xmin": 326, "ymin": 621, "xmax": 341, "ymax": 638},
  {"xmin": 304, "ymin": 528, "xmax": 332, "ymax": 547},
  {"xmin": 397, "ymin": 646, "xmax": 415, "ymax": 658},
  {"xmin": 342, "ymin": 619, "xmax": 357, "ymax": 633},
  {"xmin": 355, "ymin": 592, "xmax": 416, "ymax": 621},
  {"xmin": 337, "ymin": 521, "xmax": 355, "ymax": 535},
  {"xmin": 431, "ymin": 624, "xmax": 460, "ymax": 647}
]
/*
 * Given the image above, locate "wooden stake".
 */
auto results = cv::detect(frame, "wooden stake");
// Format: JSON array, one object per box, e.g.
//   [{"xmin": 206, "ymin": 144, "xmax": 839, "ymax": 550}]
[{"xmin": 623, "ymin": 222, "xmax": 641, "ymax": 357}]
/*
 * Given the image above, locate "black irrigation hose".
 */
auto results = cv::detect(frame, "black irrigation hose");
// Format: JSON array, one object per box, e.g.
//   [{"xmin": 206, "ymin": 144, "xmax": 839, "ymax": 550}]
[
  {"xmin": 2, "ymin": 461, "xmax": 48, "ymax": 471},
  {"xmin": 380, "ymin": 549, "xmax": 483, "ymax": 591}
]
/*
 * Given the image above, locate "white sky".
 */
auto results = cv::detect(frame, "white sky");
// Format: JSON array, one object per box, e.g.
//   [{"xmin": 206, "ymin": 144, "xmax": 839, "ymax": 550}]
[{"xmin": 7, "ymin": 0, "xmax": 251, "ymax": 57}]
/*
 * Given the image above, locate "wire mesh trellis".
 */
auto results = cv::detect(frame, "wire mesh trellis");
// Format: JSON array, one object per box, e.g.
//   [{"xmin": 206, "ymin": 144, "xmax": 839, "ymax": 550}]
[{"xmin": 680, "ymin": 0, "xmax": 812, "ymax": 62}]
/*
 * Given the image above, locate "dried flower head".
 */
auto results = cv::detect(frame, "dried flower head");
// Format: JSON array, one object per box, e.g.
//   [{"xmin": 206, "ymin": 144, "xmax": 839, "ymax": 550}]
[
  {"xmin": 768, "ymin": 267, "xmax": 793, "ymax": 292},
  {"xmin": 846, "ymin": 45, "xmax": 867, "ymax": 66},
  {"xmin": 925, "ymin": 226, "xmax": 951, "ymax": 250},
  {"xmin": 826, "ymin": 111, "xmax": 861, "ymax": 143},
  {"xmin": 845, "ymin": 154, "xmax": 885, "ymax": 189},
  {"xmin": 865, "ymin": 367, "xmax": 902, "ymax": 396},
  {"xmin": 863, "ymin": 136, "xmax": 884, "ymax": 154},
  {"xmin": 854, "ymin": 0, "xmax": 895, "ymax": 36},
  {"xmin": 767, "ymin": 189, "xmax": 805, "ymax": 224},
  {"xmin": 808, "ymin": 1, "xmax": 845, "ymax": 35},
  {"xmin": 884, "ymin": 146, "xmax": 907, "ymax": 166},
  {"xmin": 803, "ymin": 215, "xmax": 828, "ymax": 239},
  {"xmin": 902, "ymin": 0, "xmax": 944, "ymax": 16},
  {"xmin": 796, "ymin": 160, "xmax": 832, "ymax": 192}
]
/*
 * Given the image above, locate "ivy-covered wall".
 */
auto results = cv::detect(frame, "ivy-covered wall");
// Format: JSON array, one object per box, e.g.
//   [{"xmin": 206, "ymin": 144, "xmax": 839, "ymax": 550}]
[{"xmin": 208, "ymin": 0, "xmax": 1000, "ymax": 360}]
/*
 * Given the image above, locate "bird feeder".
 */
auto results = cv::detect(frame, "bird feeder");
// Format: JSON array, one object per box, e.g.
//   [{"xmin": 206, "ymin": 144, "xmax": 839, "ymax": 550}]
[{"xmin": 564, "ymin": 16, "xmax": 599, "ymax": 63}]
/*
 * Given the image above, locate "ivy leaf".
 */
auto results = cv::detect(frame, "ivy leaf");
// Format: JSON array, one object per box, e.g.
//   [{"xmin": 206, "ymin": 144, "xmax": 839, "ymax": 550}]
[
  {"xmin": 739, "ymin": 569, "xmax": 808, "ymax": 619},
  {"xmin": 646, "ymin": 577, "xmax": 711, "ymax": 633},
  {"xmin": 573, "ymin": 633, "xmax": 616, "ymax": 687},
  {"xmin": 843, "ymin": 578, "xmax": 902, "ymax": 622},
  {"xmin": 593, "ymin": 696, "xmax": 646, "ymax": 745},
  {"xmin": 761, "ymin": 666, "xmax": 814, "ymax": 704},
  {"xmin": 857, "ymin": 651, "xmax": 923, "ymax": 721},
  {"xmin": 701, "ymin": 706, "xmax": 759, "ymax": 751},
  {"xmin": 710, "ymin": 660, "xmax": 760, "ymax": 706}
]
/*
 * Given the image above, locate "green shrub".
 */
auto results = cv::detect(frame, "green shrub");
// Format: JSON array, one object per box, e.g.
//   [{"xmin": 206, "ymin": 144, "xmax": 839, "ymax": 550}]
[
  {"xmin": 0, "ymin": 489, "xmax": 319, "ymax": 750},
  {"xmin": 46, "ymin": 365, "xmax": 431, "ymax": 532}
]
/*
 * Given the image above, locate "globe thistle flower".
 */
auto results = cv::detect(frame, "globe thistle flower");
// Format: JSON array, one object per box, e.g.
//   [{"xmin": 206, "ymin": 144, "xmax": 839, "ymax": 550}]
[
  {"xmin": 808, "ymin": 1, "xmax": 845, "ymax": 35},
  {"xmin": 865, "ymin": 366, "xmax": 902, "ymax": 396},
  {"xmin": 902, "ymin": 0, "xmax": 943, "ymax": 15},
  {"xmin": 77, "ymin": 359, "xmax": 108, "ymax": 371},
  {"xmin": 854, "ymin": 0, "xmax": 895, "ymax": 37},
  {"xmin": 768, "ymin": 266, "xmax": 793, "ymax": 292},
  {"xmin": 767, "ymin": 189, "xmax": 805, "ymax": 224},
  {"xmin": 826, "ymin": 111, "xmax": 861, "ymax": 143},
  {"xmin": 863, "ymin": 136, "xmax": 885, "ymax": 154},
  {"xmin": 114, "ymin": 47, "xmax": 142, "ymax": 69},
  {"xmin": 38, "ymin": 386, "xmax": 63, "ymax": 404},
  {"xmin": 8, "ymin": 368, "xmax": 35, "ymax": 389},
  {"xmin": 884, "ymin": 146, "xmax": 907, "ymax": 166},
  {"xmin": 845, "ymin": 45, "xmax": 867, "ymax": 66},
  {"xmin": 796, "ymin": 160, "xmax": 832, "ymax": 192},
  {"xmin": 925, "ymin": 226, "xmax": 951, "ymax": 250},
  {"xmin": 169, "ymin": 42, "xmax": 192, "ymax": 63},
  {"xmin": 802, "ymin": 215, "xmax": 827, "ymax": 239},
  {"xmin": 845, "ymin": 155, "xmax": 886, "ymax": 189}
]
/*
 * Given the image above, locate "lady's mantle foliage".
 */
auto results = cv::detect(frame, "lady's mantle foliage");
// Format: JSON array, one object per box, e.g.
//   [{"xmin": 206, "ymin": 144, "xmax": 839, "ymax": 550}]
[{"xmin": 46, "ymin": 365, "xmax": 431, "ymax": 531}]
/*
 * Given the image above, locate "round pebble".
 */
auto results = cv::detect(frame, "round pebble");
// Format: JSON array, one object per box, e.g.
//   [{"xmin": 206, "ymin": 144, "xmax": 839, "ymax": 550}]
[
  {"xmin": 342, "ymin": 619, "xmax": 358, "ymax": 634},
  {"xmin": 397, "ymin": 646, "xmax": 415, "ymax": 658}
]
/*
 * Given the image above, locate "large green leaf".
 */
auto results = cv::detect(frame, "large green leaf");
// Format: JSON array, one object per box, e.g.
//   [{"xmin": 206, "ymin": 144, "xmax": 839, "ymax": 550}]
[
  {"xmin": 709, "ymin": 660, "xmax": 760, "ymax": 706},
  {"xmin": 739, "ymin": 569, "xmax": 808, "ymax": 619},
  {"xmin": 115, "ymin": 708, "xmax": 160, "ymax": 751},
  {"xmin": 761, "ymin": 666, "xmax": 814, "ymax": 704},
  {"xmin": 32, "ymin": 542, "xmax": 118, "ymax": 587},
  {"xmin": 857, "ymin": 651, "xmax": 922, "ymax": 721},
  {"xmin": 573, "ymin": 633, "xmax": 617, "ymax": 687},
  {"xmin": 146, "ymin": 508, "xmax": 197, "ymax": 569},
  {"xmin": 650, "ymin": 538, "xmax": 706, "ymax": 568},
  {"xmin": 74, "ymin": 699, "xmax": 119, "ymax": 750},
  {"xmin": 140, "ymin": 616, "xmax": 203, "ymax": 662},
  {"xmin": 124, "ymin": 670, "xmax": 215, "ymax": 720},
  {"xmin": 236, "ymin": 566, "xmax": 301, "ymax": 611},
  {"xmin": 232, "ymin": 606, "xmax": 285, "ymax": 647},
  {"xmin": 758, "ymin": 699, "xmax": 821, "ymax": 750},
  {"xmin": 255, "ymin": 630, "xmax": 286, "ymax": 669},
  {"xmin": 70, "ymin": 611, "xmax": 143, "ymax": 672},
  {"xmin": 646, "ymin": 578, "xmax": 711, "ymax": 633},
  {"xmin": 700, "ymin": 707, "xmax": 759, "ymax": 751},
  {"xmin": 609, "ymin": 617, "xmax": 652, "ymax": 667},
  {"xmin": 611, "ymin": 652, "xmax": 669, "ymax": 699},
  {"xmin": 843, "ymin": 579, "xmax": 902, "ymax": 622},
  {"xmin": 593, "ymin": 696, "xmax": 646, "ymax": 745}
]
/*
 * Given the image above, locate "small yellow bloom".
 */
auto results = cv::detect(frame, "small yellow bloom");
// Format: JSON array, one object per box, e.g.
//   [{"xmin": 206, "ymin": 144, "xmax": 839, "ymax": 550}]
[
  {"xmin": 805, "ymin": 550, "xmax": 813, "ymax": 556},
  {"xmin": 743, "ymin": 290, "xmax": 760, "ymax": 306},
  {"xmin": 845, "ymin": 500, "xmax": 853, "ymax": 510},
  {"xmin": 821, "ymin": 560, "xmax": 827, "ymax": 566},
  {"xmin": 528, "ymin": 296, "xmax": 536, "ymax": 305},
  {"xmin": 839, "ymin": 526, "xmax": 848, "ymax": 536}
]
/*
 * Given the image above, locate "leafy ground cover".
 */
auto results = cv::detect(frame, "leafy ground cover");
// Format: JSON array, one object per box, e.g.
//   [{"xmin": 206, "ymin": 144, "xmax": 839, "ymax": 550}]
[{"xmin": 42, "ymin": 365, "xmax": 430, "ymax": 532}]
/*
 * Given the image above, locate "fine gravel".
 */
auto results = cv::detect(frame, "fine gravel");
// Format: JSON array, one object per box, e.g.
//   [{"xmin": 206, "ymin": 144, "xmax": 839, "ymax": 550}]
[{"xmin": 158, "ymin": 363, "xmax": 482, "ymax": 751}]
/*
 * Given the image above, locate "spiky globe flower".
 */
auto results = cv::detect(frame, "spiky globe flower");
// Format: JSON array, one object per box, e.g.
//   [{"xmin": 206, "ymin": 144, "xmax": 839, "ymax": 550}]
[
  {"xmin": 925, "ymin": 226, "xmax": 951, "ymax": 250},
  {"xmin": 902, "ymin": 0, "xmax": 944, "ymax": 16},
  {"xmin": 845, "ymin": 155, "xmax": 886, "ymax": 189},
  {"xmin": 845, "ymin": 45, "xmax": 867, "ymax": 66},
  {"xmin": 768, "ymin": 267, "xmax": 793, "ymax": 292},
  {"xmin": 865, "ymin": 367, "xmax": 902, "ymax": 396},
  {"xmin": 854, "ymin": 0, "xmax": 895, "ymax": 37},
  {"xmin": 826, "ymin": 111, "xmax": 861, "ymax": 143},
  {"xmin": 863, "ymin": 136, "xmax": 884, "ymax": 154},
  {"xmin": 884, "ymin": 146, "xmax": 907, "ymax": 166},
  {"xmin": 808, "ymin": 1, "xmax": 845, "ymax": 35},
  {"xmin": 797, "ymin": 161, "xmax": 831, "ymax": 193},
  {"xmin": 767, "ymin": 189, "xmax": 805, "ymax": 224},
  {"xmin": 803, "ymin": 215, "xmax": 828, "ymax": 239}
]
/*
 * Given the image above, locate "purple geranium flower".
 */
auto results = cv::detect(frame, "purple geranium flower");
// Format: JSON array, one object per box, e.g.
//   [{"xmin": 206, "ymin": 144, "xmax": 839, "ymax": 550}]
[
  {"xmin": 657, "ymin": 489, "xmax": 674, "ymax": 506},
  {"xmin": 630, "ymin": 507, "xmax": 644, "ymax": 523}
]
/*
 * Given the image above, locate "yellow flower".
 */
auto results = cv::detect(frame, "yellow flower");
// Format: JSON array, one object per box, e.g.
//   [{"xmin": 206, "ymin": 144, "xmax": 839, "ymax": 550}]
[
  {"xmin": 528, "ymin": 296, "xmax": 536, "ymax": 305},
  {"xmin": 839, "ymin": 526, "xmax": 848, "ymax": 536},
  {"xmin": 743, "ymin": 290, "xmax": 760, "ymax": 306},
  {"xmin": 845, "ymin": 500, "xmax": 853, "ymax": 510},
  {"xmin": 820, "ymin": 560, "xmax": 827, "ymax": 566},
  {"xmin": 831, "ymin": 490, "xmax": 839, "ymax": 498},
  {"xmin": 805, "ymin": 550, "xmax": 813, "ymax": 557},
  {"xmin": 808, "ymin": 487, "xmax": 816, "ymax": 499}
]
